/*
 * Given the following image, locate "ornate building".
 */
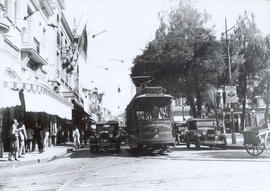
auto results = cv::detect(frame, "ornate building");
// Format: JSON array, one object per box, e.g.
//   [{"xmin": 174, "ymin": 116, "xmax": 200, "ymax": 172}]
[{"xmin": 0, "ymin": 0, "xmax": 91, "ymax": 156}]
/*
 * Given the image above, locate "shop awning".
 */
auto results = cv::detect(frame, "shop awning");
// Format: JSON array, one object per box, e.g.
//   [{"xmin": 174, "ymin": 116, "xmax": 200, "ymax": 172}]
[
  {"xmin": 24, "ymin": 91, "xmax": 73, "ymax": 120},
  {"xmin": 72, "ymin": 99, "xmax": 95, "ymax": 122},
  {"xmin": 0, "ymin": 87, "xmax": 21, "ymax": 108},
  {"xmin": 0, "ymin": 79, "xmax": 73, "ymax": 120}
]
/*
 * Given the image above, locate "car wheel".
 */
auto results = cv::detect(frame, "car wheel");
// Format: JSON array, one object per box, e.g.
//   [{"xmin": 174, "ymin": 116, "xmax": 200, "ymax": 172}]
[
  {"xmin": 116, "ymin": 143, "xmax": 121, "ymax": 153},
  {"xmin": 95, "ymin": 146, "xmax": 99, "ymax": 153},
  {"xmin": 90, "ymin": 145, "xmax": 95, "ymax": 153},
  {"xmin": 185, "ymin": 135, "xmax": 190, "ymax": 149},
  {"xmin": 195, "ymin": 136, "xmax": 201, "ymax": 150},
  {"xmin": 221, "ymin": 137, "xmax": 227, "ymax": 150}
]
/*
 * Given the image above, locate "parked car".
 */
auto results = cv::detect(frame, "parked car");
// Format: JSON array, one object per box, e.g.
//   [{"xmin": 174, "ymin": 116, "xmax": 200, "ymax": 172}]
[
  {"xmin": 90, "ymin": 121, "xmax": 121, "ymax": 153},
  {"xmin": 184, "ymin": 118, "xmax": 227, "ymax": 149}
]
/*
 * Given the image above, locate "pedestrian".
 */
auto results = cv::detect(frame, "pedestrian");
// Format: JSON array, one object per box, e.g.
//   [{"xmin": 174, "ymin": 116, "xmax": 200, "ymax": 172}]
[
  {"xmin": 72, "ymin": 126, "xmax": 80, "ymax": 150},
  {"xmin": 8, "ymin": 119, "xmax": 19, "ymax": 161},
  {"xmin": 38, "ymin": 125, "xmax": 44, "ymax": 153},
  {"xmin": 26, "ymin": 127, "xmax": 34, "ymax": 153},
  {"xmin": 83, "ymin": 127, "xmax": 90, "ymax": 145},
  {"xmin": 51, "ymin": 123, "xmax": 57, "ymax": 146},
  {"xmin": 43, "ymin": 128, "xmax": 49, "ymax": 151},
  {"xmin": 18, "ymin": 121, "xmax": 27, "ymax": 158},
  {"xmin": 32, "ymin": 126, "xmax": 38, "ymax": 152}
]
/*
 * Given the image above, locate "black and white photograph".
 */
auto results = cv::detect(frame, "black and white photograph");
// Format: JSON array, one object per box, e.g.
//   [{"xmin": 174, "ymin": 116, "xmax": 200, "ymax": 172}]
[{"xmin": 0, "ymin": 0, "xmax": 270, "ymax": 190}]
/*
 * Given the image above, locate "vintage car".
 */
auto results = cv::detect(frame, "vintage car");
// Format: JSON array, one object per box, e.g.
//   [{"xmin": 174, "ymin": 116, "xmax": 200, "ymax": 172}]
[
  {"xmin": 90, "ymin": 121, "xmax": 121, "ymax": 153},
  {"xmin": 184, "ymin": 118, "xmax": 227, "ymax": 149}
]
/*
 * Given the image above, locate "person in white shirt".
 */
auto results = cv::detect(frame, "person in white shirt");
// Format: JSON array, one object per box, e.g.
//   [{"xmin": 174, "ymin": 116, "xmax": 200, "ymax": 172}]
[
  {"xmin": 43, "ymin": 128, "xmax": 50, "ymax": 151},
  {"xmin": 72, "ymin": 127, "xmax": 80, "ymax": 150}
]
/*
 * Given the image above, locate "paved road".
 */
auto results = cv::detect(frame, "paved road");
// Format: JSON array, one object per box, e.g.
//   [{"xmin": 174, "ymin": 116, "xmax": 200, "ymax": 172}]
[{"xmin": 0, "ymin": 146, "xmax": 270, "ymax": 191}]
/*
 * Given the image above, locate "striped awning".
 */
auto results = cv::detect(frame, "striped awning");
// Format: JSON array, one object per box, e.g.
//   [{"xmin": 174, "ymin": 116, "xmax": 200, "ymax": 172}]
[
  {"xmin": 0, "ymin": 87, "xmax": 21, "ymax": 108},
  {"xmin": 0, "ymin": 80, "xmax": 73, "ymax": 120},
  {"xmin": 24, "ymin": 91, "xmax": 72, "ymax": 120}
]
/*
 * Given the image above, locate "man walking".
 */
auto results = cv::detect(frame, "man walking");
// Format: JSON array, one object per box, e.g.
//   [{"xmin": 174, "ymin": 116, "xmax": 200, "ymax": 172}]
[
  {"xmin": 8, "ymin": 119, "xmax": 19, "ymax": 161},
  {"xmin": 72, "ymin": 126, "xmax": 80, "ymax": 151}
]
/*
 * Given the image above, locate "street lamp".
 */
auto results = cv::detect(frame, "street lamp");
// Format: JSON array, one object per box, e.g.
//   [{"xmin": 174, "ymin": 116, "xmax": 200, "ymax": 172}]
[
  {"xmin": 92, "ymin": 30, "xmax": 107, "ymax": 38},
  {"xmin": 96, "ymin": 66, "xmax": 109, "ymax": 70},
  {"xmin": 223, "ymin": 18, "xmax": 235, "ymax": 84},
  {"xmin": 109, "ymin": 58, "xmax": 124, "ymax": 63}
]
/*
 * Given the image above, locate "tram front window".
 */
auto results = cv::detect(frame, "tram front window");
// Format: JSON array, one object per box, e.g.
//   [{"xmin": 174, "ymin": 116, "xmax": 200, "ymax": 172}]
[{"xmin": 136, "ymin": 105, "xmax": 170, "ymax": 120}]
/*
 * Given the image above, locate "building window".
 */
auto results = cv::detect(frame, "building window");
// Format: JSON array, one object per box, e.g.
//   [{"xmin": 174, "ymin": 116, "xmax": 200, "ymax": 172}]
[{"xmin": 27, "ymin": 60, "xmax": 38, "ymax": 71}]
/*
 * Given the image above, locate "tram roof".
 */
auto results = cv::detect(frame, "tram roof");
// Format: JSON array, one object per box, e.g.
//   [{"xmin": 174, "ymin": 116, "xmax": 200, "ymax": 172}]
[{"xmin": 126, "ymin": 93, "xmax": 173, "ymax": 110}]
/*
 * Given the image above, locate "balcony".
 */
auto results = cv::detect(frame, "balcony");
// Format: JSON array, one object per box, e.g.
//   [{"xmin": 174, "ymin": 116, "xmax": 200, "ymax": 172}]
[{"xmin": 21, "ymin": 31, "xmax": 48, "ymax": 67}]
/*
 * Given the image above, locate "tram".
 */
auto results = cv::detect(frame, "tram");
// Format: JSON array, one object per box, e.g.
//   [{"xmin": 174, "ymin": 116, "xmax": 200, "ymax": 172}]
[{"xmin": 126, "ymin": 86, "xmax": 174, "ymax": 152}]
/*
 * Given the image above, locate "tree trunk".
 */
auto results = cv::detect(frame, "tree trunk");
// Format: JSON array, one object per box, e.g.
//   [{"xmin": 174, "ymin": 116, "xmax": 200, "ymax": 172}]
[
  {"xmin": 196, "ymin": 85, "xmax": 202, "ymax": 118},
  {"xmin": 186, "ymin": 92, "xmax": 196, "ymax": 118},
  {"xmin": 265, "ymin": 78, "xmax": 270, "ymax": 128}
]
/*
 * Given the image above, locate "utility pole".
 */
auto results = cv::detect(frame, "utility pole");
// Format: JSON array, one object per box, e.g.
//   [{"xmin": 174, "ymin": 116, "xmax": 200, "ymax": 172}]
[
  {"xmin": 225, "ymin": 18, "xmax": 232, "ymax": 84},
  {"xmin": 182, "ymin": 97, "xmax": 185, "ymax": 121},
  {"xmin": 225, "ymin": 18, "xmax": 236, "ymax": 144}
]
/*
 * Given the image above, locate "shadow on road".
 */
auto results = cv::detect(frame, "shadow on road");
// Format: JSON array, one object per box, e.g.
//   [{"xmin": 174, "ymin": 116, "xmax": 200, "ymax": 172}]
[{"xmin": 68, "ymin": 146, "xmax": 170, "ymax": 159}]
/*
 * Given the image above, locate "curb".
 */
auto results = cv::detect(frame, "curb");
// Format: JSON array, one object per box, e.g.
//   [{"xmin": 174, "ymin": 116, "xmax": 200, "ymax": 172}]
[
  {"xmin": 173, "ymin": 144, "xmax": 244, "ymax": 150},
  {"xmin": 226, "ymin": 145, "xmax": 244, "ymax": 150},
  {"xmin": 0, "ymin": 148, "xmax": 71, "ymax": 169}
]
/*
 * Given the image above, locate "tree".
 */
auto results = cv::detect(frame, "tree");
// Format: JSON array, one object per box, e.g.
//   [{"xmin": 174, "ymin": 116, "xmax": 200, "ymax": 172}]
[
  {"xmin": 254, "ymin": 35, "xmax": 270, "ymax": 127},
  {"xmin": 131, "ymin": 2, "xmax": 224, "ymax": 117},
  {"xmin": 228, "ymin": 11, "xmax": 265, "ymax": 128}
]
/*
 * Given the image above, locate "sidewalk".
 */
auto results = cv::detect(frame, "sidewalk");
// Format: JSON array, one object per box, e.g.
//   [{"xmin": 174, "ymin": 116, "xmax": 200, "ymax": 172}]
[
  {"xmin": 0, "ymin": 144, "xmax": 73, "ymax": 169},
  {"xmin": 226, "ymin": 133, "xmax": 244, "ymax": 149}
]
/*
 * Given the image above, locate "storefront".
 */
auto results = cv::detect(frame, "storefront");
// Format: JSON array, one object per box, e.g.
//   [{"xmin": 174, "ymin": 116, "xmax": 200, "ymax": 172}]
[
  {"xmin": 72, "ymin": 99, "xmax": 94, "ymax": 144},
  {"xmin": 0, "ymin": 79, "xmax": 73, "ymax": 152}
]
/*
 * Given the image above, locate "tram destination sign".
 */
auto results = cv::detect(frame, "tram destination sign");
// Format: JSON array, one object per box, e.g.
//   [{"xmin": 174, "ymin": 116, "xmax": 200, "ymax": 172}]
[{"xmin": 225, "ymin": 86, "xmax": 238, "ymax": 104}]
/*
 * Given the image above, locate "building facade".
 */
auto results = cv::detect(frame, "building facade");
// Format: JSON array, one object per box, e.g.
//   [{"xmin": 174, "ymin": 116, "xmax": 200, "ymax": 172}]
[{"xmin": 0, "ymin": 0, "xmax": 91, "ymax": 156}]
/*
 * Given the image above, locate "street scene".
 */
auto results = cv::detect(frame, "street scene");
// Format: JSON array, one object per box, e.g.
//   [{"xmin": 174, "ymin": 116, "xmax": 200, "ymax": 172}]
[{"xmin": 1, "ymin": 0, "xmax": 270, "ymax": 190}]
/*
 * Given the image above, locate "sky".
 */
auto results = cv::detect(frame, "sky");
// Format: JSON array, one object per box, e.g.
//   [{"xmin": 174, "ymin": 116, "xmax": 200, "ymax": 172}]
[{"xmin": 64, "ymin": 0, "xmax": 270, "ymax": 116}]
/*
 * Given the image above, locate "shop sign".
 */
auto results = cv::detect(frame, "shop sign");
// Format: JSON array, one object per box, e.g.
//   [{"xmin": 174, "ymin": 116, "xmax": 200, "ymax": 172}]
[{"xmin": 225, "ymin": 86, "xmax": 238, "ymax": 104}]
